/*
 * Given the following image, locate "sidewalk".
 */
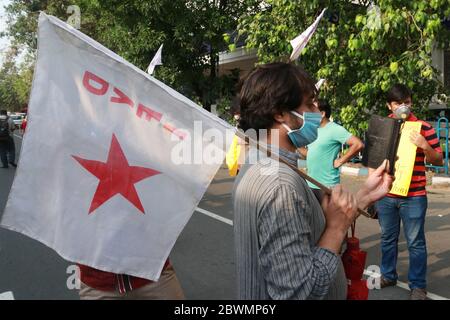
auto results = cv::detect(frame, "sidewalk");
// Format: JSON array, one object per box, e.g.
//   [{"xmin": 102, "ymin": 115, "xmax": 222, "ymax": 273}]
[
  {"xmin": 298, "ymin": 159, "xmax": 450, "ymax": 185},
  {"xmin": 340, "ymin": 164, "xmax": 450, "ymax": 186},
  {"xmin": 340, "ymin": 175, "xmax": 450, "ymax": 300}
]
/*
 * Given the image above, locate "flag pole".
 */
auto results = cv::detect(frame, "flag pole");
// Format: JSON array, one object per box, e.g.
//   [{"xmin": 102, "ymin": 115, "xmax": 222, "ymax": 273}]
[{"xmin": 234, "ymin": 130, "xmax": 373, "ymax": 219}]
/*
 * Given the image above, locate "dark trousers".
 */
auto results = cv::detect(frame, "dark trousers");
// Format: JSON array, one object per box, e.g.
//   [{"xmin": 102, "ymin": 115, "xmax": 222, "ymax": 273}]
[
  {"xmin": 0, "ymin": 140, "xmax": 8, "ymax": 167},
  {"xmin": 7, "ymin": 135, "xmax": 15, "ymax": 164}
]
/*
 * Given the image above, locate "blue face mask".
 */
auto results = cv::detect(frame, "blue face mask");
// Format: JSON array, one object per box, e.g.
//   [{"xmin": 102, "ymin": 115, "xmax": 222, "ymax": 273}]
[{"xmin": 282, "ymin": 111, "xmax": 322, "ymax": 148}]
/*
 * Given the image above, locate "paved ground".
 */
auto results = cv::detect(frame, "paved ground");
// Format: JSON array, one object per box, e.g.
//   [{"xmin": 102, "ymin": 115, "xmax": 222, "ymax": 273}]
[
  {"xmin": 340, "ymin": 176, "xmax": 450, "ymax": 300},
  {"xmin": 1, "ymin": 134, "xmax": 449, "ymax": 299}
]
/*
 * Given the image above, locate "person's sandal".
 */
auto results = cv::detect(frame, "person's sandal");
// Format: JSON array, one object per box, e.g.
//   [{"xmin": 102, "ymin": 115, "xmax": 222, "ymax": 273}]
[
  {"xmin": 380, "ymin": 276, "xmax": 397, "ymax": 288},
  {"xmin": 410, "ymin": 288, "xmax": 429, "ymax": 300}
]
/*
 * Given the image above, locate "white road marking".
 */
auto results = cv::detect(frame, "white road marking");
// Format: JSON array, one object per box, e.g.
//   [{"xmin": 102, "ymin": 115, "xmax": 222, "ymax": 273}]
[
  {"xmin": 196, "ymin": 206, "xmax": 449, "ymax": 300},
  {"xmin": 195, "ymin": 207, "xmax": 233, "ymax": 226},
  {"xmin": 0, "ymin": 291, "xmax": 15, "ymax": 300},
  {"xmin": 363, "ymin": 269, "xmax": 448, "ymax": 300}
]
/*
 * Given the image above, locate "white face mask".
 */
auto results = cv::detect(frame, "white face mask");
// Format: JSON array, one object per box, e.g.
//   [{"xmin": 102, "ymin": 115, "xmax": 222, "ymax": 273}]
[{"xmin": 394, "ymin": 104, "xmax": 411, "ymax": 119}]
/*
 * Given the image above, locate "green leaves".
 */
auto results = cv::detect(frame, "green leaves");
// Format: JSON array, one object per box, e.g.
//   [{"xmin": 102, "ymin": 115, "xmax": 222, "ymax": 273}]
[
  {"xmin": 2, "ymin": 0, "xmax": 262, "ymax": 112},
  {"xmin": 389, "ymin": 61, "xmax": 399, "ymax": 73},
  {"xmin": 238, "ymin": 0, "xmax": 449, "ymax": 135},
  {"xmin": 0, "ymin": 47, "xmax": 33, "ymax": 111},
  {"xmin": 325, "ymin": 38, "xmax": 338, "ymax": 49},
  {"xmin": 421, "ymin": 66, "xmax": 433, "ymax": 79},
  {"xmin": 348, "ymin": 38, "xmax": 362, "ymax": 51},
  {"xmin": 355, "ymin": 14, "xmax": 365, "ymax": 26},
  {"xmin": 3, "ymin": 0, "xmax": 448, "ymax": 124}
]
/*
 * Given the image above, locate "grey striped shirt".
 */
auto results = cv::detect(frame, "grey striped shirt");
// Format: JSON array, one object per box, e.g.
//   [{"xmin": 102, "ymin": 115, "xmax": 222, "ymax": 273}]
[{"xmin": 232, "ymin": 147, "xmax": 347, "ymax": 300}]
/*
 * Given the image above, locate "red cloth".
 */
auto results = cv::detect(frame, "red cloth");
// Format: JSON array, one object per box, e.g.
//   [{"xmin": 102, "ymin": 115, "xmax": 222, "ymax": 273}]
[
  {"xmin": 78, "ymin": 259, "xmax": 170, "ymax": 293},
  {"xmin": 342, "ymin": 223, "xmax": 369, "ymax": 300},
  {"xmin": 347, "ymin": 279, "xmax": 369, "ymax": 300},
  {"xmin": 342, "ymin": 237, "xmax": 367, "ymax": 280},
  {"xmin": 21, "ymin": 119, "xmax": 27, "ymax": 132}
]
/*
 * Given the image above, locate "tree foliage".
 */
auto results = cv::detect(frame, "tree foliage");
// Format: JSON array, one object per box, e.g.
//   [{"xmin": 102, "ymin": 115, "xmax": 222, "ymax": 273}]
[
  {"xmin": 0, "ymin": 46, "xmax": 34, "ymax": 111},
  {"xmin": 1, "ymin": 0, "xmax": 260, "ymax": 111},
  {"xmin": 238, "ymin": 0, "xmax": 450, "ymax": 136}
]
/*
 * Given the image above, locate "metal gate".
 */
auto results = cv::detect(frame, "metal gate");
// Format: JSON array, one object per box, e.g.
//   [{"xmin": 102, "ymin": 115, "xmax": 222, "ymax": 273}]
[{"xmin": 427, "ymin": 117, "xmax": 449, "ymax": 175}]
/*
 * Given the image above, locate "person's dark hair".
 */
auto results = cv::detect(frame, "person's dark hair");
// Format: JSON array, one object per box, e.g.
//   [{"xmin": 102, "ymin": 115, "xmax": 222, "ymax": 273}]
[
  {"xmin": 230, "ymin": 96, "xmax": 240, "ymax": 116},
  {"xmin": 238, "ymin": 62, "xmax": 316, "ymax": 131},
  {"xmin": 0, "ymin": 110, "xmax": 7, "ymax": 116},
  {"xmin": 386, "ymin": 84, "xmax": 412, "ymax": 103},
  {"xmin": 318, "ymin": 99, "xmax": 331, "ymax": 119}
]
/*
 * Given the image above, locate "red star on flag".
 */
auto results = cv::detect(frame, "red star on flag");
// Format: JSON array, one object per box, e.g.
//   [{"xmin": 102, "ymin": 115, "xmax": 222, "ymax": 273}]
[{"xmin": 72, "ymin": 134, "xmax": 161, "ymax": 214}]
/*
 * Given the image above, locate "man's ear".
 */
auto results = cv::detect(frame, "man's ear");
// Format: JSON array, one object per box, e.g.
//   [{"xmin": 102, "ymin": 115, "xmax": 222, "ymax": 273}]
[
  {"xmin": 386, "ymin": 102, "xmax": 392, "ymax": 111},
  {"xmin": 273, "ymin": 112, "xmax": 285, "ymax": 124}
]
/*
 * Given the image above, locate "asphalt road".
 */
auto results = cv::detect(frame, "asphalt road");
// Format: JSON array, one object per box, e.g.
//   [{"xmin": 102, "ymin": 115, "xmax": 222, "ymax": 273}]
[{"xmin": 1, "ymin": 134, "xmax": 449, "ymax": 300}]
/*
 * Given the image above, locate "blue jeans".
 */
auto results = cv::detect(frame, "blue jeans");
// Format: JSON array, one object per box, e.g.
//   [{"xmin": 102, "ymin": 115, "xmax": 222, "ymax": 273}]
[{"xmin": 375, "ymin": 196, "xmax": 428, "ymax": 289}]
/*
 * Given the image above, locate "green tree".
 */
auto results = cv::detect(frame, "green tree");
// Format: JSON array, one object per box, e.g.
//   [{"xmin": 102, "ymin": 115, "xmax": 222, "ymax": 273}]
[
  {"xmin": 0, "ymin": 46, "xmax": 33, "ymax": 111},
  {"xmin": 238, "ymin": 0, "xmax": 450, "ymax": 136},
  {"xmin": 1, "ymin": 0, "xmax": 260, "ymax": 112}
]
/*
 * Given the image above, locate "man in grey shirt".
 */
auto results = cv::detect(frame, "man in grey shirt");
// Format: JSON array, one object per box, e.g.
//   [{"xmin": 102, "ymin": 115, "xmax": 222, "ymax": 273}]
[{"xmin": 233, "ymin": 63, "xmax": 392, "ymax": 300}]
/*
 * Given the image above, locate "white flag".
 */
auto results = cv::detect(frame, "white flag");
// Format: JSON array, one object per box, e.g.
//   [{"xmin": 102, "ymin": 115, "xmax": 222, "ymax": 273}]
[
  {"xmin": 0, "ymin": 13, "xmax": 235, "ymax": 281},
  {"xmin": 315, "ymin": 78, "xmax": 326, "ymax": 90},
  {"xmin": 147, "ymin": 44, "xmax": 163, "ymax": 75},
  {"xmin": 289, "ymin": 8, "xmax": 327, "ymax": 61}
]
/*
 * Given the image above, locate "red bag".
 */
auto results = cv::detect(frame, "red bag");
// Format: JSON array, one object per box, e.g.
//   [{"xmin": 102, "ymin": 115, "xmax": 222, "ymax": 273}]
[
  {"xmin": 342, "ymin": 222, "xmax": 369, "ymax": 300},
  {"xmin": 347, "ymin": 279, "xmax": 369, "ymax": 300},
  {"xmin": 342, "ymin": 236, "xmax": 367, "ymax": 280}
]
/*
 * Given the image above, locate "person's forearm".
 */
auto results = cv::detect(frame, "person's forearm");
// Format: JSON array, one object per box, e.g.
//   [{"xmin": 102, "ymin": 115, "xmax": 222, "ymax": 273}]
[
  {"xmin": 318, "ymin": 227, "xmax": 347, "ymax": 254},
  {"xmin": 337, "ymin": 144, "xmax": 363, "ymax": 166},
  {"xmin": 355, "ymin": 189, "xmax": 371, "ymax": 210},
  {"xmin": 423, "ymin": 145, "xmax": 443, "ymax": 166}
]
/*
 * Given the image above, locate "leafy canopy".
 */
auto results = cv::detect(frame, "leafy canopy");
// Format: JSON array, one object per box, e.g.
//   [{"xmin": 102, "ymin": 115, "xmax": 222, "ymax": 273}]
[{"xmin": 238, "ymin": 0, "xmax": 450, "ymax": 135}]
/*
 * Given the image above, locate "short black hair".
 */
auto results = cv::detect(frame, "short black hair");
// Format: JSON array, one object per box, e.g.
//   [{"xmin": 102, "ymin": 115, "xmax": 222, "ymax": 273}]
[
  {"xmin": 386, "ymin": 84, "xmax": 412, "ymax": 103},
  {"xmin": 0, "ymin": 110, "xmax": 7, "ymax": 116},
  {"xmin": 318, "ymin": 99, "xmax": 331, "ymax": 119},
  {"xmin": 238, "ymin": 62, "xmax": 316, "ymax": 131}
]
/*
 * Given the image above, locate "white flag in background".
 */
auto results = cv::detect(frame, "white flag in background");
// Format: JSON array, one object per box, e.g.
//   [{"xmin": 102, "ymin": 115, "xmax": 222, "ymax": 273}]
[
  {"xmin": 315, "ymin": 78, "xmax": 326, "ymax": 90},
  {"xmin": 290, "ymin": 8, "xmax": 327, "ymax": 61},
  {"xmin": 147, "ymin": 44, "xmax": 163, "ymax": 75}
]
